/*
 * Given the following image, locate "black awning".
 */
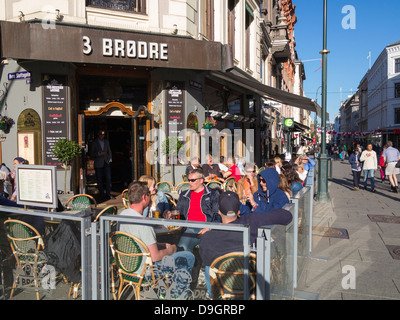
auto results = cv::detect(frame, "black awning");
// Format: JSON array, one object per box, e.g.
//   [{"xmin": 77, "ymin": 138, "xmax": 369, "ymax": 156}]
[
  {"xmin": 293, "ymin": 121, "xmax": 310, "ymax": 132},
  {"xmin": 208, "ymin": 70, "xmax": 322, "ymax": 117}
]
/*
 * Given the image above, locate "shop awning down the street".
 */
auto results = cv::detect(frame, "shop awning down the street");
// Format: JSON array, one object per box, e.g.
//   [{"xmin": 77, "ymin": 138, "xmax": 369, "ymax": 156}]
[{"xmin": 208, "ymin": 70, "xmax": 322, "ymax": 117}]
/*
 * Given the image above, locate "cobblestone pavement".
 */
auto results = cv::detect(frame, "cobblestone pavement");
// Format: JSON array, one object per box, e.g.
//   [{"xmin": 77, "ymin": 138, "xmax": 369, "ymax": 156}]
[{"xmin": 296, "ymin": 159, "xmax": 400, "ymax": 300}]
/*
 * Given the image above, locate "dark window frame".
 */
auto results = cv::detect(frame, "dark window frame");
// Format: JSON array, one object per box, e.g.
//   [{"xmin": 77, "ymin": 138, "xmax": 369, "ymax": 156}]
[
  {"xmin": 395, "ymin": 58, "xmax": 400, "ymax": 73},
  {"xmin": 395, "ymin": 83, "xmax": 400, "ymax": 98},
  {"xmin": 86, "ymin": 0, "xmax": 147, "ymax": 15}
]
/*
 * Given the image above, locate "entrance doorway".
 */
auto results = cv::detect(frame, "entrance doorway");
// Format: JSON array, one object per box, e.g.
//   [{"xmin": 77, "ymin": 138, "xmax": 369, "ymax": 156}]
[{"xmin": 83, "ymin": 114, "xmax": 151, "ymax": 198}]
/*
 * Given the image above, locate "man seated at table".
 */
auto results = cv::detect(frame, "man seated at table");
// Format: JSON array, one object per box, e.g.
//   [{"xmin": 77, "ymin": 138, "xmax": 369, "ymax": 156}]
[
  {"xmin": 199, "ymin": 191, "xmax": 293, "ymax": 298},
  {"xmin": 119, "ymin": 181, "xmax": 195, "ymax": 273},
  {"xmin": 201, "ymin": 154, "xmax": 224, "ymax": 182},
  {"xmin": 185, "ymin": 156, "xmax": 201, "ymax": 177},
  {"xmin": 164, "ymin": 168, "xmax": 220, "ymax": 251}
]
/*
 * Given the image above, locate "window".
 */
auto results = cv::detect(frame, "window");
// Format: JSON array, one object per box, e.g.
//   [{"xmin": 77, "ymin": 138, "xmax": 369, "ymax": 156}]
[
  {"xmin": 201, "ymin": 0, "xmax": 214, "ymax": 41},
  {"xmin": 228, "ymin": 0, "xmax": 236, "ymax": 58},
  {"xmin": 396, "ymin": 83, "xmax": 400, "ymax": 98},
  {"xmin": 395, "ymin": 108, "xmax": 400, "ymax": 124},
  {"xmin": 396, "ymin": 58, "xmax": 400, "ymax": 73},
  {"xmin": 86, "ymin": 0, "xmax": 146, "ymax": 14},
  {"xmin": 245, "ymin": 7, "xmax": 254, "ymax": 69}
]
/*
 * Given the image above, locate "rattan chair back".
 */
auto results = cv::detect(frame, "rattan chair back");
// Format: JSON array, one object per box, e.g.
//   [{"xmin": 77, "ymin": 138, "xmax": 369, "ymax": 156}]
[{"xmin": 209, "ymin": 252, "xmax": 257, "ymax": 300}]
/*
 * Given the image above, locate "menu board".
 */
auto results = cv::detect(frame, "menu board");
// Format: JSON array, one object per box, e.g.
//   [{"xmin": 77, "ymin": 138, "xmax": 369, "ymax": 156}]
[
  {"xmin": 16, "ymin": 165, "xmax": 58, "ymax": 209},
  {"xmin": 42, "ymin": 75, "xmax": 68, "ymax": 169},
  {"xmin": 165, "ymin": 81, "xmax": 185, "ymax": 137}
]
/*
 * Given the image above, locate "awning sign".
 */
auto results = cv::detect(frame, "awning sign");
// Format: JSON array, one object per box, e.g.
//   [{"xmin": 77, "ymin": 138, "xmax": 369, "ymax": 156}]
[{"xmin": 284, "ymin": 118, "xmax": 294, "ymax": 128}]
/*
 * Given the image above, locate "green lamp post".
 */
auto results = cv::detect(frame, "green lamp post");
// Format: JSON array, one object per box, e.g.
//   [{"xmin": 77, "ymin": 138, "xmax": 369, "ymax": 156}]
[{"xmin": 317, "ymin": 0, "xmax": 330, "ymax": 202}]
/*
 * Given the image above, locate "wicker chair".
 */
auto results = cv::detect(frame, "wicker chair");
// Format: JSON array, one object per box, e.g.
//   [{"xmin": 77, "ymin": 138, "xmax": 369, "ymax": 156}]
[
  {"xmin": 156, "ymin": 181, "xmax": 174, "ymax": 193},
  {"xmin": 209, "ymin": 252, "xmax": 257, "ymax": 300},
  {"xmin": 206, "ymin": 181, "xmax": 223, "ymax": 190},
  {"xmin": 93, "ymin": 205, "xmax": 118, "ymax": 222},
  {"xmin": 4, "ymin": 219, "xmax": 47, "ymax": 300},
  {"xmin": 121, "ymin": 189, "xmax": 129, "ymax": 209},
  {"xmin": 109, "ymin": 232, "xmax": 156, "ymax": 300},
  {"xmin": 223, "ymin": 177, "xmax": 237, "ymax": 192},
  {"xmin": 174, "ymin": 182, "xmax": 190, "ymax": 194},
  {"xmin": 65, "ymin": 194, "xmax": 97, "ymax": 211}
]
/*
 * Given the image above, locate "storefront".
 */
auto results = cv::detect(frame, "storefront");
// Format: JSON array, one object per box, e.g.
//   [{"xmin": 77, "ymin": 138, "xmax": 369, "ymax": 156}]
[{"xmin": 0, "ymin": 20, "xmax": 227, "ymax": 194}]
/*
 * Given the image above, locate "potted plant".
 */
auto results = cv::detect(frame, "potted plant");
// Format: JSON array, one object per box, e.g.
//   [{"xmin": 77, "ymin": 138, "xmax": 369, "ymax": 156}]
[
  {"xmin": 0, "ymin": 115, "xmax": 15, "ymax": 134},
  {"xmin": 202, "ymin": 116, "xmax": 217, "ymax": 130},
  {"xmin": 161, "ymin": 137, "xmax": 183, "ymax": 186},
  {"xmin": 52, "ymin": 138, "xmax": 82, "ymax": 194}
]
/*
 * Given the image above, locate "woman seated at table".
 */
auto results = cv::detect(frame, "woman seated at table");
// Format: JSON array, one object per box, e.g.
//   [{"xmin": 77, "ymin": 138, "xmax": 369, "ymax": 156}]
[{"xmin": 139, "ymin": 175, "xmax": 170, "ymax": 217}]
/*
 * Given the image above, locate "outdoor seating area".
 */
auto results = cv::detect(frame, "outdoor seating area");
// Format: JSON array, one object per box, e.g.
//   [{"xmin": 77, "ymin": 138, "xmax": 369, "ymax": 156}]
[{"xmin": 0, "ymin": 167, "xmax": 315, "ymax": 301}]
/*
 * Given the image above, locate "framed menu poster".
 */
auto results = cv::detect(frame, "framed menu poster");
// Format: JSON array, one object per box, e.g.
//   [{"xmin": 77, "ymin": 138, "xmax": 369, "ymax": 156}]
[
  {"xmin": 17, "ymin": 132, "xmax": 36, "ymax": 165},
  {"xmin": 16, "ymin": 165, "xmax": 58, "ymax": 209}
]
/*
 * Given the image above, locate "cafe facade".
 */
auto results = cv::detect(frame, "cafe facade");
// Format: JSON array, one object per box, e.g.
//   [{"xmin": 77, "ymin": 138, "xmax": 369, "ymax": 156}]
[{"xmin": 0, "ymin": 20, "xmax": 264, "ymax": 194}]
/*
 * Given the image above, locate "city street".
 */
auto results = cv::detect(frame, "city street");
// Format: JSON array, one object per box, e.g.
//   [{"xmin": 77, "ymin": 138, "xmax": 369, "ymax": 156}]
[{"xmin": 296, "ymin": 158, "xmax": 400, "ymax": 300}]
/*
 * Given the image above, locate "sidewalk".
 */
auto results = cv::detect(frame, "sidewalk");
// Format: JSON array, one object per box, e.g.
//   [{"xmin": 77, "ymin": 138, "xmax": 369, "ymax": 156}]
[{"xmin": 296, "ymin": 159, "xmax": 400, "ymax": 300}]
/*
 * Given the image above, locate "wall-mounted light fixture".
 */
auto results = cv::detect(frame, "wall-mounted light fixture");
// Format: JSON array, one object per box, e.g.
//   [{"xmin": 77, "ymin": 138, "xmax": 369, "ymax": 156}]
[{"xmin": 18, "ymin": 11, "xmax": 25, "ymax": 22}]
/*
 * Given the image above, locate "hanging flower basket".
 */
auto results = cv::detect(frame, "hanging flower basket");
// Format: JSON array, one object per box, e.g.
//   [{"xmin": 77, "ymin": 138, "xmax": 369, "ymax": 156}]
[
  {"xmin": 0, "ymin": 115, "xmax": 15, "ymax": 134},
  {"xmin": 202, "ymin": 116, "xmax": 216, "ymax": 130}
]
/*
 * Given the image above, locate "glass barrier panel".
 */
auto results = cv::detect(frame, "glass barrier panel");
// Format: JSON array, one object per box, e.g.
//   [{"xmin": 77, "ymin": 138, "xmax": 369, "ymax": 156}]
[
  {"xmin": 269, "ymin": 204, "xmax": 295, "ymax": 300},
  {"xmin": 0, "ymin": 207, "xmax": 91, "ymax": 300},
  {"xmin": 99, "ymin": 216, "xmax": 253, "ymax": 301}
]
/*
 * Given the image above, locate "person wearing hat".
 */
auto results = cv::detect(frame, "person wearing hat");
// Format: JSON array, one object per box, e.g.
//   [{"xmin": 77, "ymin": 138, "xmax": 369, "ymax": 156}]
[{"xmin": 199, "ymin": 191, "xmax": 292, "ymax": 298}]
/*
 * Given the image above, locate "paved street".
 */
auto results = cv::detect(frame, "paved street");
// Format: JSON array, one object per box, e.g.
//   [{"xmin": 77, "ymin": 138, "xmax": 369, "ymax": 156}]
[{"xmin": 296, "ymin": 158, "xmax": 400, "ymax": 300}]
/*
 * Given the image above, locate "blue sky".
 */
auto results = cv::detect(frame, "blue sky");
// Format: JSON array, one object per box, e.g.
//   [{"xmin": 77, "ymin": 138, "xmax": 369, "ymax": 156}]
[{"xmin": 294, "ymin": 0, "xmax": 400, "ymax": 121}]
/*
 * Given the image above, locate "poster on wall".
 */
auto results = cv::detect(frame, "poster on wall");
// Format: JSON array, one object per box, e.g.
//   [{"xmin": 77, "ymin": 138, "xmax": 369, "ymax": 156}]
[
  {"xmin": 42, "ymin": 74, "xmax": 68, "ymax": 169},
  {"xmin": 165, "ymin": 81, "xmax": 185, "ymax": 138},
  {"xmin": 17, "ymin": 132, "xmax": 35, "ymax": 165}
]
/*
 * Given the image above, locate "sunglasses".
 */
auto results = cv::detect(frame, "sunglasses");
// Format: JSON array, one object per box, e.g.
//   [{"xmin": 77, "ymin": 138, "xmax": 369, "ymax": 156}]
[
  {"xmin": 188, "ymin": 178, "xmax": 202, "ymax": 182},
  {"xmin": 259, "ymin": 177, "xmax": 266, "ymax": 183}
]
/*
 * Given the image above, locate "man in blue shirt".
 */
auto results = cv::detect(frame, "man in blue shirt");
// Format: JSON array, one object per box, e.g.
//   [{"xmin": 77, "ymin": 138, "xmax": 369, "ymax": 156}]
[{"xmin": 382, "ymin": 141, "xmax": 400, "ymax": 192}]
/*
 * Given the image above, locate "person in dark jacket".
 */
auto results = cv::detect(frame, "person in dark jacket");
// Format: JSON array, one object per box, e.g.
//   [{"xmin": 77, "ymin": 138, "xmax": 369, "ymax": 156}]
[
  {"xmin": 348, "ymin": 148, "xmax": 363, "ymax": 190},
  {"xmin": 199, "ymin": 191, "xmax": 293, "ymax": 297},
  {"xmin": 163, "ymin": 168, "xmax": 220, "ymax": 251},
  {"xmin": 240, "ymin": 168, "xmax": 289, "ymax": 215}
]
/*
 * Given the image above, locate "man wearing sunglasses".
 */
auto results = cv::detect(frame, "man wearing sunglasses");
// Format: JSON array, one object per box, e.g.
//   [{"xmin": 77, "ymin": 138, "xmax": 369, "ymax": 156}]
[{"xmin": 164, "ymin": 169, "xmax": 220, "ymax": 249}]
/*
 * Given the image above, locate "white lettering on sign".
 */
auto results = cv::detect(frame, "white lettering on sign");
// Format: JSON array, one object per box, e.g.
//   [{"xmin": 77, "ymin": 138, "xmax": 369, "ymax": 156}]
[{"xmin": 83, "ymin": 36, "xmax": 168, "ymax": 60}]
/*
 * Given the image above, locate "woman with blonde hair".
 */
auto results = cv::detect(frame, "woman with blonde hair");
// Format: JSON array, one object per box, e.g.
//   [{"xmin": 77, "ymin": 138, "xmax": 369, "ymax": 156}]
[
  {"xmin": 274, "ymin": 156, "xmax": 283, "ymax": 174},
  {"xmin": 138, "ymin": 175, "xmax": 170, "ymax": 217},
  {"xmin": 279, "ymin": 174, "xmax": 292, "ymax": 200}
]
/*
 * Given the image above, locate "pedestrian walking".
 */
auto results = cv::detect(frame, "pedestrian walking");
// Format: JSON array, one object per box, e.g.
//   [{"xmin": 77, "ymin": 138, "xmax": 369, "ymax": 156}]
[
  {"xmin": 348, "ymin": 148, "xmax": 362, "ymax": 190},
  {"xmin": 360, "ymin": 143, "xmax": 378, "ymax": 192},
  {"xmin": 378, "ymin": 144, "xmax": 388, "ymax": 183},
  {"xmin": 381, "ymin": 140, "xmax": 400, "ymax": 193}
]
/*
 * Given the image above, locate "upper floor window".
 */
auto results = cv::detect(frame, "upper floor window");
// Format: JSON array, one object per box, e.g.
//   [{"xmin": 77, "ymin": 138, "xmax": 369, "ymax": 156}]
[
  {"xmin": 395, "ymin": 108, "xmax": 400, "ymax": 124},
  {"xmin": 201, "ymin": 0, "xmax": 214, "ymax": 41},
  {"xmin": 86, "ymin": 0, "xmax": 146, "ymax": 14},
  {"xmin": 395, "ymin": 58, "xmax": 400, "ymax": 73},
  {"xmin": 395, "ymin": 83, "xmax": 400, "ymax": 98}
]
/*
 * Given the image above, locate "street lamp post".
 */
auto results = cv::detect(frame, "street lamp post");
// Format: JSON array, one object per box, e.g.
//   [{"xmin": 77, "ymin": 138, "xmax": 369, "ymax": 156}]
[{"xmin": 317, "ymin": 0, "xmax": 330, "ymax": 202}]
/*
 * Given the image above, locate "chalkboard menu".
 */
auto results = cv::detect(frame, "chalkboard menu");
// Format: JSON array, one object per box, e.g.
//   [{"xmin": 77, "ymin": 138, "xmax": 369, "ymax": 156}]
[
  {"xmin": 42, "ymin": 75, "xmax": 68, "ymax": 169},
  {"xmin": 165, "ymin": 81, "xmax": 185, "ymax": 137}
]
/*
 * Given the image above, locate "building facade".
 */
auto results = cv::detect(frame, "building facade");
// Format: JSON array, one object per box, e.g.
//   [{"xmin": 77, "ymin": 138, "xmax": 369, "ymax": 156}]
[{"xmin": 0, "ymin": 0, "xmax": 317, "ymax": 195}]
